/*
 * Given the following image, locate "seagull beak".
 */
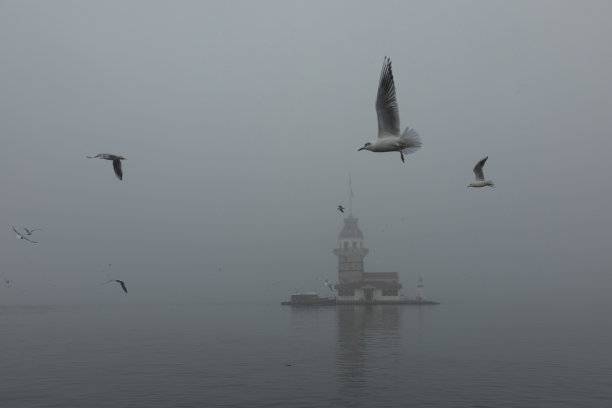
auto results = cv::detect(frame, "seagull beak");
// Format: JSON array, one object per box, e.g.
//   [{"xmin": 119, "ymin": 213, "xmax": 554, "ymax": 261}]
[{"xmin": 358, "ymin": 147, "xmax": 365, "ymax": 151}]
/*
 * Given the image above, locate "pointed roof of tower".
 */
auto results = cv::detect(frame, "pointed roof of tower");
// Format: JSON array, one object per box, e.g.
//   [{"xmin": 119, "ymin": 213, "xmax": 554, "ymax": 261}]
[{"xmin": 338, "ymin": 215, "xmax": 364, "ymax": 239}]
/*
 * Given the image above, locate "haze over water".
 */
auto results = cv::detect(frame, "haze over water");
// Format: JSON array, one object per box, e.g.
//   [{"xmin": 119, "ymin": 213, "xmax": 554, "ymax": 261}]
[{"xmin": 2, "ymin": 1, "xmax": 612, "ymax": 406}]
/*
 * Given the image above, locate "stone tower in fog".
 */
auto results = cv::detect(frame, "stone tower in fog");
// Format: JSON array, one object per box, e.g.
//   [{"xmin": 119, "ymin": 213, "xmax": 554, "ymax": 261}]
[
  {"xmin": 333, "ymin": 215, "xmax": 369, "ymax": 284},
  {"xmin": 332, "ymin": 176, "xmax": 403, "ymax": 303}
]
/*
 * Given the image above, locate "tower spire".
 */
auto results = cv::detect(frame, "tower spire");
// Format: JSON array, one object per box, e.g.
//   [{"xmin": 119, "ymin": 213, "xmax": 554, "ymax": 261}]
[{"xmin": 348, "ymin": 173, "xmax": 354, "ymax": 216}]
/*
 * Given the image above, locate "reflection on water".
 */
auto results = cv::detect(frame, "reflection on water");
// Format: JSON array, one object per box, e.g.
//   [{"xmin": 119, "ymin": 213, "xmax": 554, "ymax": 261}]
[
  {"xmin": 336, "ymin": 305, "xmax": 402, "ymax": 396},
  {"xmin": 337, "ymin": 304, "xmax": 402, "ymax": 350}
]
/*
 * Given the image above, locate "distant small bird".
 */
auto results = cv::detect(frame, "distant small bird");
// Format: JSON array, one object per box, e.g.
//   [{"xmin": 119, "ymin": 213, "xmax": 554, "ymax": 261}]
[
  {"xmin": 337, "ymin": 205, "xmax": 345, "ymax": 213},
  {"xmin": 324, "ymin": 279, "xmax": 335, "ymax": 292},
  {"xmin": 12, "ymin": 226, "xmax": 37, "ymax": 243},
  {"xmin": 87, "ymin": 153, "xmax": 126, "ymax": 180},
  {"xmin": 102, "ymin": 279, "xmax": 128, "ymax": 293},
  {"xmin": 468, "ymin": 156, "xmax": 494, "ymax": 188},
  {"xmin": 4, "ymin": 279, "xmax": 11, "ymax": 287},
  {"xmin": 359, "ymin": 57, "xmax": 422, "ymax": 163},
  {"xmin": 23, "ymin": 227, "xmax": 42, "ymax": 236}
]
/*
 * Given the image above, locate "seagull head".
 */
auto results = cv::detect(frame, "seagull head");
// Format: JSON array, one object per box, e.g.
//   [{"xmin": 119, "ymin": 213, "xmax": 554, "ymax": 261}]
[{"xmin": 358, "ymin": 142, "xmax": 372, "ymax": 152}]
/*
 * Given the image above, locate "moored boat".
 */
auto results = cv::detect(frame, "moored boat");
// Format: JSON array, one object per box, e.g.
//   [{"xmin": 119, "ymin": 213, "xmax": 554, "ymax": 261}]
[{"xmin": 281, "ymin": 292, "xmax": 336, "ymax": 306}]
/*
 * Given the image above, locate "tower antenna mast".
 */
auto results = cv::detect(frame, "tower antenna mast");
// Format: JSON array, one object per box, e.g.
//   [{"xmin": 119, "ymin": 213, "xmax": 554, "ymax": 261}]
[{"xmin": 349, "ymin": 173, "xmax": 354, "ymax": 216}]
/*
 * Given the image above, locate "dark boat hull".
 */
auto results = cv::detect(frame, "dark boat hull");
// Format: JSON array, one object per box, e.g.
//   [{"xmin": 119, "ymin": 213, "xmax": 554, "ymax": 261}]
[{"xmin": 281, "ymin": 298, "xmax": 336, "ymax": 306}]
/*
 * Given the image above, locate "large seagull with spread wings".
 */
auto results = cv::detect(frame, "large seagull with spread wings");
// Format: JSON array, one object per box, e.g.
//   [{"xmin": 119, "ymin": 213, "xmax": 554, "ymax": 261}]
[{"xmin": 358, "ymin": 57, "xmax": 422, "ymax": 163}]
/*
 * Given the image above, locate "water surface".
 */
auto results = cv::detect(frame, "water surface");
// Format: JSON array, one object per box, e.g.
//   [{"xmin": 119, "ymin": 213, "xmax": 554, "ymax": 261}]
[{"xmin": 2, "ymin": 300, "xmax": 611, "ymax": 407}]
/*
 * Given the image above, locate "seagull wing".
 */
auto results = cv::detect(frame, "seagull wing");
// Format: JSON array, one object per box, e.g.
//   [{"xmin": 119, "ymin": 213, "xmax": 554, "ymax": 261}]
[
  {"xmin": 375, "ymin": 57, "xmax": 401, "ymax": 138},
  {"xmin": 112, "ymin": 159, "xmax": 123, "ymax": 180},
  {"xmin": 23, "ymin": 228, "xmax": 32, "ymax": 235},
  {"xmin": 473, "ymin": 156, "xmax": 488, "ymax": 181},
  {"xmin": 119, "ymin": 280, "xmax": 128, "ymax": 293},
  {"xmin": 20, "ymin": 233, "xmax": 37, "ymax": 243},
  {"xmin": 12, "ymin": 226, "xmax": 22, "ymax": 237}
]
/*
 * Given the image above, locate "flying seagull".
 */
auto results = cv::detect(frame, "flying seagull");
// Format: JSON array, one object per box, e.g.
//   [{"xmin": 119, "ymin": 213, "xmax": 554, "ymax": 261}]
[
  {"xmin": 324, "ymin": 279, "xmax": 335, "ymax": 293},
  {"xmin": 359, "ymin": 57, "xmax": 422, "ymax": 163},
  {"xmin": 12, "ymin": 226, "xmax": 37, "ymax": 243},
  {"xmin": 337, "ymin": 205, "xmax": 345, "ymax": 213},
  {"xmin": 87, "ymin": 153, "xmax": 126, "ymax": 180},
  {"xmin": 102, "ymin": 279, "xmax": 128, "ymax": 293},
  {"xmin": 23, "ymin": 227, "xmax": 42, "ymax": 236},
  {"xmin": 468, "ymin": 156, "xmax": 494, "ymax": 188}
]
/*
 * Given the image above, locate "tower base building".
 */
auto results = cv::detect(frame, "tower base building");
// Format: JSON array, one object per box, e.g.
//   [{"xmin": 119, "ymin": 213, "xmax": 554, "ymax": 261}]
[{"xmin": 333, "ymin": 215, "xmax": 407, "ymax": 304}]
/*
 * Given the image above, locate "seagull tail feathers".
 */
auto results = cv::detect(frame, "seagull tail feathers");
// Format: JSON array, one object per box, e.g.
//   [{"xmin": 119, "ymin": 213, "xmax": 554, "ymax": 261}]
[{"xmin": 400, "ymin": 127, "xmax": 422, "ymax": 155}]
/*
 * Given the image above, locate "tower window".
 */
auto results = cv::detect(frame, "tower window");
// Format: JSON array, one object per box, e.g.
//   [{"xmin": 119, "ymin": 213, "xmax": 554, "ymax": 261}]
[
  {"xmin": 352, "ymin": 241, "xmax": 357, "ymax": 248},
  {"xmin": 343, "ymin": 241, "xmax": 348, "ymax": 249}
]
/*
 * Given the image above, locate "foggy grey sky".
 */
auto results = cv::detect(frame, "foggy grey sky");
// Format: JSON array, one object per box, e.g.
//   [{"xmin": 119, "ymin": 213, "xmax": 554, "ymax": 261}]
[{"xmin": 2, "ymin": 1, "xmax": 612, "ymax": 304}]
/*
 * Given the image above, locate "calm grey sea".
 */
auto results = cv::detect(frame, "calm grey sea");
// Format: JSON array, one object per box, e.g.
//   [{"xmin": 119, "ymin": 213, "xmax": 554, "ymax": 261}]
[{"xmin": 1, "ymin": 299, "xmax": 611, "ymax": 408}]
